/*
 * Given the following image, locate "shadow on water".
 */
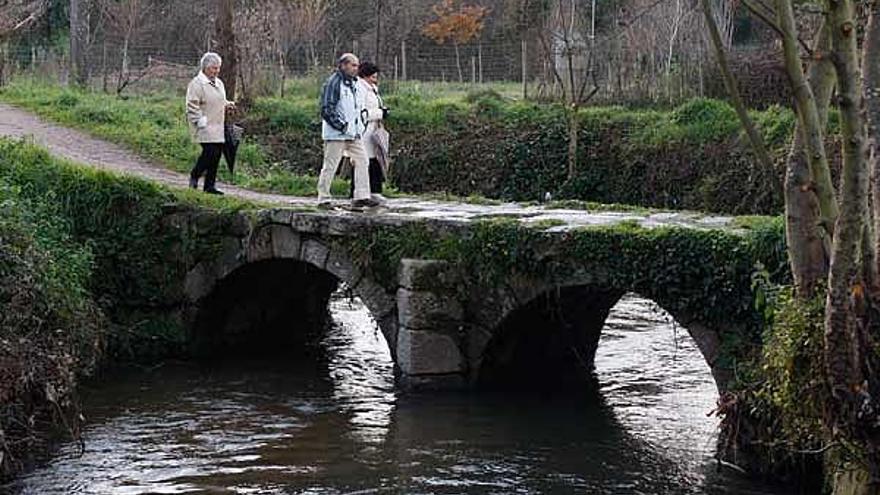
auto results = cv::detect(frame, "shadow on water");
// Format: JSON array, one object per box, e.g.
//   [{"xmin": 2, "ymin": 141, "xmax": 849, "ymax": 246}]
[{"xmin": 2, "ymin": 293, "xmax": 799, "ymax": 495}]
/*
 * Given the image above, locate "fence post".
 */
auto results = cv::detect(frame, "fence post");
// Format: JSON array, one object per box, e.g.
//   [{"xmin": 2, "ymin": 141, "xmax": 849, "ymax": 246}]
[
  {"xmin": 101, "ymin": 40, "xmax": 108, "ymax": 93},
  {"xmin": 521, "ymin": 39, "xmax": 527, "ymax": 100},
  {"xmin": 0, "ymin": 42, "xmax": 6, "ymax": 87},
  {"xmin": 478, "ymin": 42, "xmax": 483, "ymax": 84},
  {"xmin": 401, "ymin": 40, "xmax": 407, "ymax": 80},
  {"xmin": 471, "ymin": 56, "xmax": 476, "ymax": 84},
  {"xmin": 394, "ymin": 55, "xmax": 399, "ymax": 81}
]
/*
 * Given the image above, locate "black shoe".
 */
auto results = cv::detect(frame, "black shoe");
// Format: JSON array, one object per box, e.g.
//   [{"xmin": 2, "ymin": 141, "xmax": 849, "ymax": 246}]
[
  {"xmin": 204, "ymin": 188, "xmax": 224, "ymax": 195},
  {"xmin": 189, "ymin": 177, "xmax": 198, "ymax": 189}
]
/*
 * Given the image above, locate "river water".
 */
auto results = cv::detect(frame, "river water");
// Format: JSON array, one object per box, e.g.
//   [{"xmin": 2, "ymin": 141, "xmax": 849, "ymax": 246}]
[{"xmin": 5, "ymin": 294, "xmax": 792, "ymax": 495}]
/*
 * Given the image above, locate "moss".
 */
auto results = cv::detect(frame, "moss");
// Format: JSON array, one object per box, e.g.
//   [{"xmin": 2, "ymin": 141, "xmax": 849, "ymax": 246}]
[
  {"xmin": 0, "ymin": 139, "xmax": 245, "ymax": 355},
  {"xmin": 346, "ymin": 215, "xmax": 787, "ymax": 353}
]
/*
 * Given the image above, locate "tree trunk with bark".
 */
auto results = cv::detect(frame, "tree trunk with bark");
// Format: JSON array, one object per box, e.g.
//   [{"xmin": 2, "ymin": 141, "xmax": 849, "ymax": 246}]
[
  {"xmin": 69, "ymin": 0, "xmax": 89, "ymax": 87},
  {"xmin": 824, "ymin": 0, "xmax": 880, "ymax": 486},
  {"xmin": 777, "ymin": 0, "xmax": 839, "ymax": 236},
  {"xmin": 785, "ymin": 21, "xmax": 836, "ymax": 298},
  {"xmin": 866, "ymin": 0, "xmax": 880, "ymax": 268},
  {"xmin": 215, "ymin": 0, "xmax": 237, "ymax": 99}
]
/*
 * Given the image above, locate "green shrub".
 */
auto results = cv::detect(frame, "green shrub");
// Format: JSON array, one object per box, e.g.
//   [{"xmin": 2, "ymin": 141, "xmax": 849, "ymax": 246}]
[
  {"xmin": 1, "ymin": 79, "xmax": 808, "ymax": 214},
  {"xmin": 0, "ymin": 178, "xmax": 105, "ymax": 479}
]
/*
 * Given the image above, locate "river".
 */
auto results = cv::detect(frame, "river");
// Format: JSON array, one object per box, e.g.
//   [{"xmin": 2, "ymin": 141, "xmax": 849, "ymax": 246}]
[{"xmin": 4, "ymin": 293, "xmax": 792, "ymax": 494}]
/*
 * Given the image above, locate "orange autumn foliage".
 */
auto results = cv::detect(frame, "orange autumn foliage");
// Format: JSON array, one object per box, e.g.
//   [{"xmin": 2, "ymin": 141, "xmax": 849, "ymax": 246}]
[{"xmin": 422, "ymin": 0, "xmax": 488, "ymax": 46}]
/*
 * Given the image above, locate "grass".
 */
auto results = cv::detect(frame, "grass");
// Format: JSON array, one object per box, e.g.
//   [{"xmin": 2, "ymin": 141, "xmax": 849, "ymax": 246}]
[
  {"xmin": 0, "ymin": 76, "xmax": 799, "ymax": 215},
  {"xmin": 0, "ymin": 78, "xmax": 349, "ymax": 197}
]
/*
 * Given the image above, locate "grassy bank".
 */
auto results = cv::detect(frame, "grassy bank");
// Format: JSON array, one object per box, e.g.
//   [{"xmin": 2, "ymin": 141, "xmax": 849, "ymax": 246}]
[
  {"xmin": 0, "ymin": 138, "xmax": 251, "ymax": 479},
  {"xmin": 0, "ymin": 79, "xmax": 349, "ymax": 197},
  {"xmin": 0, "ymin": 134, "xmax": 846, "ymax": 489},
  {"xmin": 0, "ymin": 78, "xmax": 816, "ymax": 214}
]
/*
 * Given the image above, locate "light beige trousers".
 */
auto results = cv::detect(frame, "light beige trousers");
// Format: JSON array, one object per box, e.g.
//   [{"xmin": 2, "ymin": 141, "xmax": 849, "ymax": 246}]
[{"xmin": 317, "ymin": 140, "xmax": 370, "ymax": 201}]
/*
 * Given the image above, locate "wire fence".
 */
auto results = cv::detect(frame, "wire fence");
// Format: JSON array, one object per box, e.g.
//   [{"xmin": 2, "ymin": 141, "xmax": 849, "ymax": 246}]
[{"xmin": 0, "ymin": 3, "xmax": 789, "ymax": 108}]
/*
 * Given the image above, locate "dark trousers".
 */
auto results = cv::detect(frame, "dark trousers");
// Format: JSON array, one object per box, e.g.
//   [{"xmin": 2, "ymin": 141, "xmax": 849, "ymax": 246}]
[
  {"xmin": 349, "ymin": 158, "xmax": 384, "ymax": 198},
  {"xmin": 191, "ymin": 143, "xmax": 223, "ymax": 191}
]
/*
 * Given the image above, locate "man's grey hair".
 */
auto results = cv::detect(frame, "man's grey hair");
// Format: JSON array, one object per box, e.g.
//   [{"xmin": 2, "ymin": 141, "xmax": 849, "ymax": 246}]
[
  {"xmin": 200, "ymin": 52, "xmax": 223, "ymax": 70},
  {"xmin": 337, "ymin": 53, "xmax": 358, "ymax": 67}
]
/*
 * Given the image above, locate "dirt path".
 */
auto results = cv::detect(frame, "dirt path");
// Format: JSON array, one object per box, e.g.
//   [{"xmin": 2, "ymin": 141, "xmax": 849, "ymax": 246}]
[
  {"xmin": 0, "ymin": 102, "xmax": 298, "ymax": 205},
  {"xmin": 0, "ymin": 102, "xmax": 737, "ymax": 231}
]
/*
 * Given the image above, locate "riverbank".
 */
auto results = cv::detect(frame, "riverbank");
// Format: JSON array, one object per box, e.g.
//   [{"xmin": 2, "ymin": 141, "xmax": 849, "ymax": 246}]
[
  {"xmin": 0, "ymin": 139, "xmax": 253, "ymax": 480},
  {"xmin": 0, "ymin": 137, "xmax": 865, "ymax": 493},
  {"xmin": 0, "ymin": 78, "xmax": 830, "ymax": 215}
]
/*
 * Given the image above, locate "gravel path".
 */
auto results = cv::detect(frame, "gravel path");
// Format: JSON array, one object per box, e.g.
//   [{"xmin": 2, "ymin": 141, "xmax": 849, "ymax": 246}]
[{"xmin": 0, "ymin": 102, "xmax": 737, "ymax": 231}]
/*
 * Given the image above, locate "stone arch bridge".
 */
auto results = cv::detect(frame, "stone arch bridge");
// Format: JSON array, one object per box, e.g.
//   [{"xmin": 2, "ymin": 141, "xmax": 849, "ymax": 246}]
[{"xmin": 166, "ymin": 202, "xmax": 784, "ymax": 393}]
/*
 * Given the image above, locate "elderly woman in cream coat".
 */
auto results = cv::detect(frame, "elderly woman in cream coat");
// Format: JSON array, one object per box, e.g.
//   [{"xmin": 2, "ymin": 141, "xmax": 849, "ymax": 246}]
[
  {"xmin": 348, "ymin": 61, "xmax": 388, "ymax": 202},
  {"xmin": 186, "ymin": 52, "xmax": 234, "ymax": 195}
]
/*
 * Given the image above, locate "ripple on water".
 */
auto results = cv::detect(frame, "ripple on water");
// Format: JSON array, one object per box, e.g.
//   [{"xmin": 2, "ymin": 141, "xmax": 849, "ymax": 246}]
[{"xmin": 2, "ymin": 293, "xmax": 793, "ymax": 495}]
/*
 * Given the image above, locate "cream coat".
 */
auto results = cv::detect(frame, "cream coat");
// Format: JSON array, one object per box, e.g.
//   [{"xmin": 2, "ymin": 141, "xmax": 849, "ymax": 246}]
[
  {"xmin": 186, "ymin": 72, "xmax": 229, "ymax": 143},
  {"xmin": 357, "ymin": 78, "xmax": 385, "ymax": 158}
]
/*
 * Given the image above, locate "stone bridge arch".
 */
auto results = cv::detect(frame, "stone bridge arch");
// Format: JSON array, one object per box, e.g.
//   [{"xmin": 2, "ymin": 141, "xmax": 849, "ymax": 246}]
[
  {"xmin": 395, "ymin": 261, "xmax": 754, "ymax": 393},
  {"xmin": 182, "ymin": 222, "xmax": 399, "ymax": 357},
  {"xmin": 469, "ymin": 277, "xmax": 739, "ymax": 392}
]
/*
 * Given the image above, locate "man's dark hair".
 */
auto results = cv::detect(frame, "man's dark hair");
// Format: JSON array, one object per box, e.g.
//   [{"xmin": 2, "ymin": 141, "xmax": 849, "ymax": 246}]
[{"xmin": 359, "ymin": 62, "xmax": 380, "ymax": 78}]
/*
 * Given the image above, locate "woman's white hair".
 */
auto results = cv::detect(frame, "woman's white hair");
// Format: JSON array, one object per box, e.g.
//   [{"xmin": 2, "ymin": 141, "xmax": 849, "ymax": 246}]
[{"xmin": 200, "ymin": 52, "xmax": 223, "ymax": 70}]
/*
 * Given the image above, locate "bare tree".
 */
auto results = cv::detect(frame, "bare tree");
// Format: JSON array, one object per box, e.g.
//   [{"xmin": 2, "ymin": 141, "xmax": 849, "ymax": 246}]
[
  {"xmin": 101, "ymin": 0, "xmax": 156, "ymax": 94},
  {"xmin": 0, "ymin": 0, "xmax": 47, "ymax": 85},
  {"xmin": 538, "ymin": 0, "xmax": 599, "ymax": 180},
  {"xmin": 297, "ymin": 0, "xmax": 332, "ymax": 68}
]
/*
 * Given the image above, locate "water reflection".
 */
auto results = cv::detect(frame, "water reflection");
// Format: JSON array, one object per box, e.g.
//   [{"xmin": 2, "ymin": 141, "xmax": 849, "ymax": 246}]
[{"xmin": 3, "ymin": 293, "xmax": 791, "ymax": 495}]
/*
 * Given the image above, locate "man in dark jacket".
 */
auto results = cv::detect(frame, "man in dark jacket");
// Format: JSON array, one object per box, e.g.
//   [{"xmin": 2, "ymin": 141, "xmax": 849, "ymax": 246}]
[{"xmin": 316, "ymin": 53, "xmax": 377, "ymax": 208}]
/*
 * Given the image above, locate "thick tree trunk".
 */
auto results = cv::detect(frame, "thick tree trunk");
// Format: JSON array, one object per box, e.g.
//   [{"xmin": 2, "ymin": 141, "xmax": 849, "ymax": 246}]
[
  {"xmin": 866, "ymin": 1, "xmax": 880, "ymax": 274},
  {"xmin": 777, "ymin": 0, "xmax": 839, "ymax": 236},
  {"xmin": 215, "ymin": 0, "xmax": 237, "ymax": 99},
  {"xmin": 825, "ymin": 0, "xmax": 879, "ymax": 484},
  {"xmin": 785, "ymin": 22, "xmax": 836, "ymax": 298},
  {"xmin": 69, "ymin": 0, "xmax": 89, "ymax": 87}
]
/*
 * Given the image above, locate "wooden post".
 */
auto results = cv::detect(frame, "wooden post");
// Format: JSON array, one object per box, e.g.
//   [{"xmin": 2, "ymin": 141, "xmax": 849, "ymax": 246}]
[
  {"xmin": 521, "ymin": 39, "xmax": 527, "ymax": 99},
  {"xmin": 401, "ymin": 40, "xmax": 407, "ymax": 80},
  {"xmin": 394, "ymin": 55, "xmax": 399, "ymax": 81}
]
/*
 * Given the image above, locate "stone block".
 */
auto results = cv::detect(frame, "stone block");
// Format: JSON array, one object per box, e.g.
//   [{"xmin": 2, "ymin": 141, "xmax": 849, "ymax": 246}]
[
  {"xmin": 353, "ymin": 279, "xmax": 396, "ymax": 321},
  {"xmin": 300, "ymin": 239, "xmax": 330, "ymax": 269},
  {"xmin": 271, "ymin": 226, "xmax": 301, "ymax": 258},
  {"xmin": 397, "ymin": 288, "xmax": 463, "ymax": 331},
  {"xmin": 227, "ymin": 213, "xmax": 252, "ymax": 236},
  {"xmin": 396, "ymin": 327, "xmax": 464, "ymax": 375},
  {"xmin": 398, "ymin": 259, "xmax": 461, "ymax": 291},
  {"xmin": 184, "ymin": 262, "xmax": 217, "ymax": 302},
  {"xmin": 325, "ymin": 247, "xmax": 358, "ymax": 282},
  {"xmin": 247, "ymin": 226, "xmax": 274, "ymax": 262},
  {"xmin": 266, "ymin": 208, "xmax": 294, "ymax": 225}
]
